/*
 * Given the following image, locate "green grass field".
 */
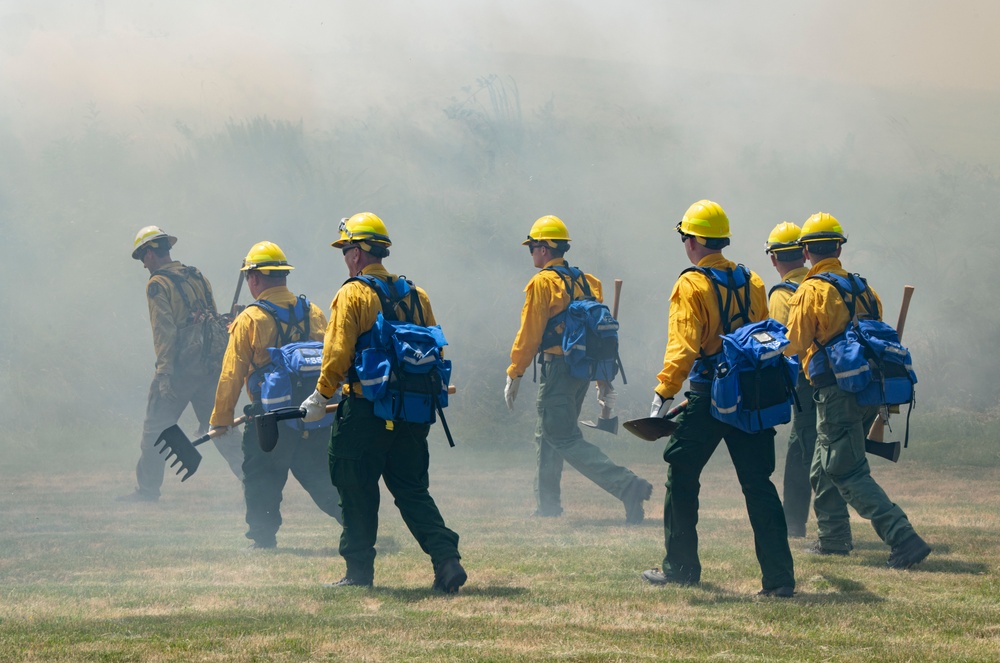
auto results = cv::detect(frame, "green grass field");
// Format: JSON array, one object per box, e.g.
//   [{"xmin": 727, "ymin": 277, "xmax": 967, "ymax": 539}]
[{"xmin": 2, "ymin": 421, "xmax": 998, "ymax": 662}]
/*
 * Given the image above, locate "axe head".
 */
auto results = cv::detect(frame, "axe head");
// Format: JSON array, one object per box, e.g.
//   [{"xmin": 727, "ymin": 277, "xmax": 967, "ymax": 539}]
[
  {"xmin": 580, "ymin": 416, "xmax": 619, "ymax": 435},
  {"xmin": 865, "ymin": 438, "xmax": 901, "ymax": 463},
  {"xmin": 154, "ymin": 424, "xmax": 203, "ymax": 481},
  {"xmin": 623, "ymin": 417, "xmax": 679, "ymax": 442}
]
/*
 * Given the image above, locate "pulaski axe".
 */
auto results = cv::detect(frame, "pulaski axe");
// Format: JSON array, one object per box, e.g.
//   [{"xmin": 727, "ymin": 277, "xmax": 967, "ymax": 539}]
[
  {"xmin": 623, "ymin": 400, "xmax": 688, "ymax": 442},
  {"xmin": 581, "ymin": 279, "xmax": 623, "ymax": 434},
  {"xmin": 864, "ymin": 285, "xmax": 915, "ymax": 463}
]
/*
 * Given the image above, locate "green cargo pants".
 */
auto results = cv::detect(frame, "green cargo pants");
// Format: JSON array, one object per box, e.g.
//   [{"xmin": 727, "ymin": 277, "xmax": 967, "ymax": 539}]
[
  {"xmin": 782, "ymin": 374, "xmax": 816, "ymax": 537},
  {"xmin": 135, "ymin": 371, "xmax": 243, "ymax": 499},
  {"xmin": 330, "ymin": 397, "xmax": 461, "ymax": 583},
  {"xmin": 661, "ymin": 392, "xmax": 795, "ymax": 590},
  {"xmin": 535, "ymin": 359, "xmax": 639, "ymax": 515},
  {"xmin": 242, "ymin": 404, "xmax": 342, "ymax": 546},
  {"xmin": 810, "ymin": 385, "xmax": 915, "ymax": 551}
]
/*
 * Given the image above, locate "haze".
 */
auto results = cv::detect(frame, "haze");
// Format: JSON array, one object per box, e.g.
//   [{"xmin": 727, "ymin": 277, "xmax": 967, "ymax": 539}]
[{"xmin": 2, "ymin": 0, "xmax": 999, "ymax": 465}]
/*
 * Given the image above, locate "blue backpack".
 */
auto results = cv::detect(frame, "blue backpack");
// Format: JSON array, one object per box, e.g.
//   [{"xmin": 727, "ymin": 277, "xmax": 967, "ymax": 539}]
[
  {"xmin": 349, "ymin": 275, "xmax": 454, "ymax": 446},
  {"xmin": 685, "ymin": 266, "xmax": 799, "ymax": 433},
  {"xmin": 540, "ymin": 264, "xmax": 626, "ymax": 383},
  {"xmin": 809, "ymin": 273, "xmax": 917, "ymax": 409},
  {"xmin": 249, "ymin": 296, "xmax": 335, "ymax": 431}
]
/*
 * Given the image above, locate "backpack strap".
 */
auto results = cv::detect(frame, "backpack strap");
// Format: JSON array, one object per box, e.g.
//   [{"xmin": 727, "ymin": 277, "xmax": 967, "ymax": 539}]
[
  {"xmin": 346, "ymin": 274, "xmax": 425, "ymax": 325},
  {"xmin": 809, "ymin": 272, "xmax": 878, "ymax": 323},
  {"xmin": 538, "ymin": 263, "xmax": 591, "ymax": 354},
  {"xmin": 152, "ymin": 267, "xmax": 215, "ymax": 321},
  {"xmin": 249, "ymin": 296, "xmax": 311, "ymax": 347},
  {"xmin": 768, "ymin": 280, "xmax": 799, "ymax": 299},
  {"xmin": 542, "ymin": 263, "xmax": 593, "ymax": 302},
  {"xmin": 682, "ymin": 265, "xmax": 753, "ymax": 335}
]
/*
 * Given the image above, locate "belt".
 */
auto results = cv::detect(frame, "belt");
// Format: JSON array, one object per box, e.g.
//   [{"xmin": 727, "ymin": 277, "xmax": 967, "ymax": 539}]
[
  {"xmin": 810, "ymin": 371, "xmax": 836, "ymax": 388},
  {"xmin": 540, "ymin": 352, "xmax": 563, "ymax": 363},
  {"xmin": 689, "ymin": 381, "xmax": 711, "ymax": 394}
]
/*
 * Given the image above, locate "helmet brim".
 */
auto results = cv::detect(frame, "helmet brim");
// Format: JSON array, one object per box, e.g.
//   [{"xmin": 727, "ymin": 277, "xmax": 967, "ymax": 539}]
[
  {"xmin": 241, "ymin": 263, "xmax": 294, "ymax": 272},
  {"xmin": 132, "ymin": 234, "xmax": 177, "ymax": 260},
  {"xmin": 800, "ymin": 232, "xmax": 847, "ymax": 244}
]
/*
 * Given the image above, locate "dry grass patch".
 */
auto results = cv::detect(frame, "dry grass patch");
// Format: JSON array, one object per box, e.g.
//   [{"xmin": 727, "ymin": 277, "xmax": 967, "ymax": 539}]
[{"xmin": 1, "ymin": 432, "xmax": 998, "ymax": 661}]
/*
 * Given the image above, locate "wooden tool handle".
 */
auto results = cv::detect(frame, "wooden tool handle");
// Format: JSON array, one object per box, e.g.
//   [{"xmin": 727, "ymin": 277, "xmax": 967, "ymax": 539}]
[
  {"xmin": 867, "ymin": 286, "xmax": 914, "ymax": 442},
  {"xmin": 612, "ymin": 279, "xmax": 623, "ymax": 319},
  {"xmin": 666, "ymin": 399, "xmax": 688, "ymax": 420},
  {"xmin": 896, "ymin": 285, "xmax": 914, "ymax": 340}
]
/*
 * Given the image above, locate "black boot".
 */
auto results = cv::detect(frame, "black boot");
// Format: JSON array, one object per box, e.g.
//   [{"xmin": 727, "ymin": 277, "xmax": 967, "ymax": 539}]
[
  {"xmin": 887, "ymin": 533, "xmax": 931, "ymax": 570},
  {"xmin": 622, "ymin": 477, "xmax": 653, "ymax": 525},
  {"xmin": 432, "ymin": 558, "xmax": 467, "ymax": 594}
]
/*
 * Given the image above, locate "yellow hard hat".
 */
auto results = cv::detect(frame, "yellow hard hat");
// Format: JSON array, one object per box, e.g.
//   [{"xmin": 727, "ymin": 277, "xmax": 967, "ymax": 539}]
[
  {"xmin": 332, "ymin": 212, "xmax": 392, "ymax": 250},
  {"xmin": 765, "ymin": 222, "xmax": 802, "ymax": 253},
  {"xmin": 132, "ymin": 225, "xmax": 177, "ymax": 260},
  {"xmin": 240, "ymin": 241, "xmax": 294, "ymax": 273},
  {"xmin": 676, "ymin": 200, "xmax": 731, "ymax": 239},
  {"xmin": 522, "ymin": 215, "xmax": 571, "ymax": 247},
  {"xmin": 799, "ymin": 212, "xmax": 847, "ymax": 244}
]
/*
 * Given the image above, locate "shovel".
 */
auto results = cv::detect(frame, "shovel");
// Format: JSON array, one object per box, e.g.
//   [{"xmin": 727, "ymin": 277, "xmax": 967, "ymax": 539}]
[
  {"xmin": 623, "ymin": 400, "xmax": 687, "ymax": 442},
  {"xmin": 580, "ymin": 279, "xmax": 623, "ymax": 435},
  {"xmin": 256, "ymin": 384, "xmax": 459, "ymax": 455}
]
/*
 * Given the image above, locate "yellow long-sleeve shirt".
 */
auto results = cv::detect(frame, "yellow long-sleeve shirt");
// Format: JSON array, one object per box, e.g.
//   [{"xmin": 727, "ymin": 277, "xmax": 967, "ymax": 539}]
[
  {"xmin": 507, "ymin": 258, "xmax": 603, "ymax": 379},
  {"xmin": 784, "ymin": 257, "xmax": 883, "ymax": 383},
  {"xmin": 210, "ymin": 286, "xmax": 327, "ymax": 426},
  {"xmin": 146, "ymin": 262, "xmax": 217, "ymax": 377},
  {"xmin": 654, "ymin": 254, "xmax": 769, "ymax": 400},
  {"xmin": 316, "ymin": 264, "xmax": 437, "ymax": 398},
  {"xmin": 767, "ymin": 266, "xmax": 809, "ymax": 327}
]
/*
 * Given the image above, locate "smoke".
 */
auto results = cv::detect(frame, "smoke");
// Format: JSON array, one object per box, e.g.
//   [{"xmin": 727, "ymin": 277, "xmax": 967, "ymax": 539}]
[{"xmin": 3, "ymin": 0, "xmax": 1000, "ymax": 468}]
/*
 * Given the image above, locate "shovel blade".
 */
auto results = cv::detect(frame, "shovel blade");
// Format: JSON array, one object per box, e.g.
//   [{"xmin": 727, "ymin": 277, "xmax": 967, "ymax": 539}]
[
  {"xmin": 255, "ymin": 413, "xmax": 281, "ymax": 452},
  {"xmin": 154, "ymin": 424, "xmax": 203, "ymax": 481},
  {"xmin": 255, "ymin": 407, "xmax": 308, "ymax": 452},
  {"xmin": 623, "ymin": 417, "xmax": 679, "ymax": 442},
  {"xmin": 580, "ymin": 416, "xmax": 619, "ymax": 435}
]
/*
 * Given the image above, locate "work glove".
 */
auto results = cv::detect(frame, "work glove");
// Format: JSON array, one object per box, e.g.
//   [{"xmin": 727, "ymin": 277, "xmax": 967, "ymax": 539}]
[
  {"xmin": 505, "ymin": 375, "xmax": 521, "ymax": 411},
  {"xmin": 300, "ymin": 389, "xmax": 329, "ymax": 423},
  {"xmin": 156, "ymin": 374, "xmax": 176, "ymax": 401},
  {"xmin": 596, "ymin": 381, "xmax": 617, "ymax": 411},
  {"xmin": 650, "ymin": 393, "xmax": 674, "ymax": 418}
]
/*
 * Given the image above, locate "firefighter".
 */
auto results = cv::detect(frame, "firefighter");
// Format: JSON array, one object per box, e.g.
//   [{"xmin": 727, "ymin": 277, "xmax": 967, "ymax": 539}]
[
  {"xmin": 765, "ymin": 222, "xmax": 816, "ymax": 538},
  {"xmin": 641, "ymin": 201, "xmax": 795, "ymax": 597},
  {"xmin": 784, "ymin": 213, "xmax": 931, "ymax": 568},
  {"xmin": 300, "ymin": 213, "xmax": 466, "ymax": 592},
  {"xmin": 209, "ymin": 241, "xmax": 342, "ymax": 549},
  {"xmin": 120, "ymin": 226, "xmax": 242, "ymax": 503},
  {"xmin": 505, "ymin": 215, "xmax": 653, "ymax": 523}
]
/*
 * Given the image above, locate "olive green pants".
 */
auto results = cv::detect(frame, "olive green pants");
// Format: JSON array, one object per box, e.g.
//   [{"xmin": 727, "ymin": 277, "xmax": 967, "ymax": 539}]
[
  {"xmin": 135, "ymin": 372, "xmax": 243, "ymax": 498},
  {"xmin": 242, "ymin": 405, "xmax": 342, "ymax": 546},
  {"xmin": 810, "ymin": 386, "xmax": 915, "ymax": 551},
  {"xmin": 661, "ymin": 393, "xmax": 794, "ymax": 590},
  {"xmin": 534, "ymin": 360, "xmax": 638, "ymax": 515},
  {"xmin": 330, "ymin": 397, "xmax": 460, "ymax": 583},
  {"xmin": 782, "ymin": 375, "xmax": 816, "ymax": 536}
]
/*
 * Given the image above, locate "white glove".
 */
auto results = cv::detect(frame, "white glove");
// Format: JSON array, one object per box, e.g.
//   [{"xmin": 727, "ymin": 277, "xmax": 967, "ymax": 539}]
[
  {"xmin": 300, "ymin": 389, "xmax": 329, "ymax": 423},
  {"xmin": 650, "ymin": 394, "xmax": 674, "ymax": 418},
  {"xmin": 597, "ymin": 382, "xmax": 617, "ymax": 411},
  {"xmin": 505, "ymin": 375, "xmax": 521, "ymax": 411}
]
